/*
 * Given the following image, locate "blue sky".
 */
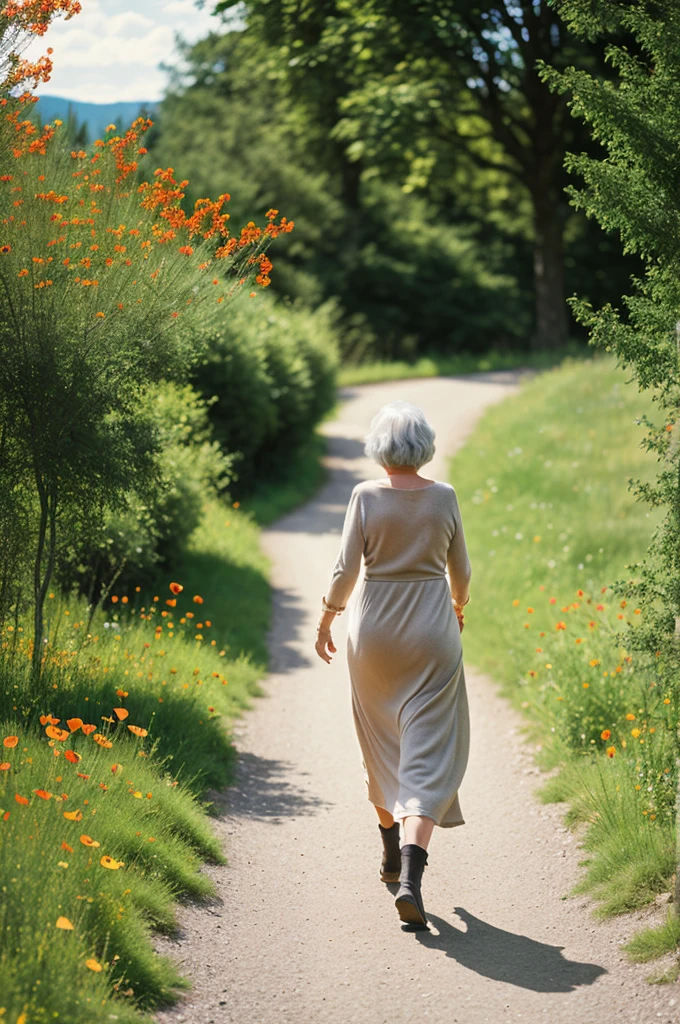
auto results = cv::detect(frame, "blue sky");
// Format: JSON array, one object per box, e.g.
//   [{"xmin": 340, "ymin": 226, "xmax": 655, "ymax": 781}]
[{"xmin": 27, "ymin": 1, "xmax": 224, "ymax": 104}]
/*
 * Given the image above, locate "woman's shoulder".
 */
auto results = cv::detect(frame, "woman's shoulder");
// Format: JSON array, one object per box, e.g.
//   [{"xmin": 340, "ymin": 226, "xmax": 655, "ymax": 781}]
[{"xmin": 353, "ymin": 478, "xmax": 454, "ymax": 493}]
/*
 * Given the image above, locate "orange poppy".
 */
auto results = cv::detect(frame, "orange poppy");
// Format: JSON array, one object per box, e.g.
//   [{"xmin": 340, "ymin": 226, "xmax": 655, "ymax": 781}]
[
  {"xmin": 0, "ymin": 762, "xmax": 10, "ymax": 771},
  {"xmin": 3, "ymin": 736, "xmax": 18, "ymax": 748},
  {"xmin": 61, "ymin": 841, "xmax": 74, "ymax": 852},
  {"xmin": 56, "ymin": 916, "xmax": 74, "ymax": 930},
  {"xmin": 127, "ymin": 725, "xmax": 148, "ymax": 738},
  {"xmin": 79, "ymin": 834, "xmax": 100, "ymax": 848},
  {"xmin": 81, "ymin": 724, "xmax": 97, "ymax": 736},
  {"xmin": 100, "ymin": 855, "xmax": 122, "ymax": 870},
  {"xmin": 63, "ymin": 810, "xmax": 83, "ymax": 821},
  {"xmin": 67, "ymin": 718, "xmax": 83, "ymax": 732},
  {"xmin": 166, "ymin": 598, "xmax": 176, "ymax": 608},
  {"xmin": 92, "ymin": 734, "xmax": 113, "ymax": 748},
  {"xmin": 34, "ymin": 789, "xmax": 52, "ymax": 800},
  {"xmin": 113, "ymin": 707, "xmax": 129, "ymax": 720},
  {"xmin": 45, "ymin": 726, "xmax": 69, "ymax": 741},
  {"xmin": 64, "ymin": 750, "xmax": 81, "ymax": 763},
  {"xmin": 76, "ymin": 772, "xmax": 90, "ymax": 780},
  {"xmin": 85, "ymin": 958, "xmax": 102, "ymax": 971},
  {"xmin": 169, "ymin": 582, "xmax": 183, "ymax": 594},
  {"xmin": 193, "ymin": 595, "xmax": 204, "ymax": 604},
  {"xmin": 40, "ymin": 715, "xmax": 60, "ymax": 726},
  {"xmin": 15, "ymin": 793, "xmax": 29, "ymax": 805}
]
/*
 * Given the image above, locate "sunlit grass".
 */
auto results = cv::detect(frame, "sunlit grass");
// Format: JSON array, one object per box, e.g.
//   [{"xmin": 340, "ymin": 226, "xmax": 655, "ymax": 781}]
[
  {"xmin": 337, "ymin": 340, "xmax": 586, "ymax": 386},
  {"xmin": 448, "ymin": 351, "xmax": 678, "ymax": 951},
  {"xmin": 0, "ymin": 494, "xmax": 273, "ymax": 1021}
]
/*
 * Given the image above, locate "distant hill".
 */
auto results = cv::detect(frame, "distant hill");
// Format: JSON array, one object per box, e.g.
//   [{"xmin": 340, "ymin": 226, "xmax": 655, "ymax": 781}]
[{"xmin": 33, "ymin": 95, "xmax": 158, "ymax": 142}]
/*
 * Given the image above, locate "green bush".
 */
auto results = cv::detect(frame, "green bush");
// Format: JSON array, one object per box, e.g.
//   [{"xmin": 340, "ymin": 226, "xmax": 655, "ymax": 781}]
[
  {"xmin": 192, "ymin": 292, "xmax": 339, "ymax": 493},
  {"xmin": 57, "ymin": 382, "xmax": 232, "ymax": 601}
]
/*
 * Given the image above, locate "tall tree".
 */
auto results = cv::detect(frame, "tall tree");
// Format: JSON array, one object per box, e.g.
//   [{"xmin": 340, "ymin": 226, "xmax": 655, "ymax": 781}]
[{"xmin": 215, "ymin": 0, "xmax": 606, "ymax": 349}]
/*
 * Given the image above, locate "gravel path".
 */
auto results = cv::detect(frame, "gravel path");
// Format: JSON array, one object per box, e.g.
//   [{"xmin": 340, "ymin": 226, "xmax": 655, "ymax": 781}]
[{"xmin": 155, "ymin": 372, "xmax": 678, "ymax": 1024}]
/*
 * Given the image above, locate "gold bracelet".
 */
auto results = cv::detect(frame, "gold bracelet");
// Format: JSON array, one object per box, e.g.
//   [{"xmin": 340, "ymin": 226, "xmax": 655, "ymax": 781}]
[
  {"xmin": 321, "ymin": 595, "xmax": 345, "ymax": 615},
  {"xmin": 454, "ymin": 594, "xmax": 470, "ymax": 608}
]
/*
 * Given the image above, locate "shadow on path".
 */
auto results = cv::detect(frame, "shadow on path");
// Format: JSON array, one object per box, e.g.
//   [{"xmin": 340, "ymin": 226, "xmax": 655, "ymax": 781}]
[
  {"xmin": 411, "ymin": 908, "xmax": 606, "ymax": 993},
  {"xmin": 207, "ymin": 751, "xmax": 332, "ymax": 823}
]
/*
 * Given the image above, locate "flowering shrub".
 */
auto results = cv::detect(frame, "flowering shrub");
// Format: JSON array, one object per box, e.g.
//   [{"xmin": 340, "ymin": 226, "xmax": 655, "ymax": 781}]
[
  {"xmin": 0, "ymin": 100, "xmax": 293, "ymax": 675},
  {"xmin": 0, "ymin": 0, "xmax": 81, "ymax": 89}
]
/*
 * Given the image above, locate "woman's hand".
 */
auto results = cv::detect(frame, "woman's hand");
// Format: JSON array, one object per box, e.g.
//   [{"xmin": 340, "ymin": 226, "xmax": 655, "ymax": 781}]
[
  {"xmin": 453, "ymin": 601, "xmax": 466, "ymax": 634},
  {"xmin": 315, "ymin": 626, "xmax": 337, "ymax": 664}
]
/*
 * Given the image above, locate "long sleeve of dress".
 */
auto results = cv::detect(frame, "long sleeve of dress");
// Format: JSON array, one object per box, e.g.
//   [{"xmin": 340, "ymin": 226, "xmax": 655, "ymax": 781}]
[
  {"xmin": 325, "ymin": 485, "xmax": 365, "ymax": 610},
  {"xmin": 447, "ymin": 489, "xmax": 472, "ymax": 604}
]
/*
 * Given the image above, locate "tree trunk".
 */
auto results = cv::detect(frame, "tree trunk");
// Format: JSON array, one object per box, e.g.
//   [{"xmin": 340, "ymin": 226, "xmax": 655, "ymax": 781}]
[
  {"xmin": 530, "ymin": 183, "xmax": 569, "ymax": 350},
  {"xmin": 31, "ymin": 471, "xmax": 57, "ymax": 681}
]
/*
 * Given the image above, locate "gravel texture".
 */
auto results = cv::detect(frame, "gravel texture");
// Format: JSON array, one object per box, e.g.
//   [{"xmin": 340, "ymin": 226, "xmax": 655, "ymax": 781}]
[{"xmin": 154, "ymin": 372, "xmax": 679, "ymax": 1024}]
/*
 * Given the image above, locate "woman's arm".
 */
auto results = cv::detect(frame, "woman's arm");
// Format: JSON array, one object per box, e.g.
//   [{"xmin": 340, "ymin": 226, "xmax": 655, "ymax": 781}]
[
  {"xmin": 325, "ymin": 485, "xmax": 365, "ymax": 609},
  {"xmin": 316, "ymin": 485, "xmax": 365, "ymax": 663},
  {"xmin": 447, "ymin": 488, "xmax": 472, "ymax": 607}
]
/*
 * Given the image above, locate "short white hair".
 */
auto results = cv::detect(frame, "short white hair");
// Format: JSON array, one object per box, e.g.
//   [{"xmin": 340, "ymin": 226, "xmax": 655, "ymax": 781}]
[{"xmin": 364, "ymin": 400, "xmax": 436, "ymax": 470}]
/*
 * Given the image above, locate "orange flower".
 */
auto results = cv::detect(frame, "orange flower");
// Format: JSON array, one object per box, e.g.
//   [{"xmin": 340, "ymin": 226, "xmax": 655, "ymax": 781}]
[
  {"xmin": 0, "ymin": 762, "xmax": 10, "ymax": 771},
  {"xmin": 61, "ymin": 841, "xmax": 74, "ymax": 852},
  {"xmin": 15, "ymin": 793, "xmax": 29, "ymax": 805},
  {"xmin": 193, "ymin": 595, "xmax": 204, "ymax": 605},
  {"xmin": 39, "ymin": 714, "xmax": 60, "ymax": 725},
  {"xmin": 113, "ymin": 707, "xmax": 129, "ymax": 721},
  {"xmin": 169, "ymin": 581, "xmax": 183, "ymax": 594},
  {"xmin": 166, "ymin": 598, "xmax": 177, "ymax": 608},
  {"xmin": 34, "ymin": 789, "xmax": 52, "ymax": 800},
  {"xmin": 81, "ymin": 724, "xmax": 96, "ymax": 735},
  {"xmin": 79, "ymin": 834, "xmax": 100, "ymax": 848},
  {"xmin": 127, "ymin": 724, "xmax": 148, "ymax": 738},
  {"xmin": 85, "ymin": 958, "xmax": 103, "ymax": 971},
  {"xmin": 67, "ymin": 717, "xmax": 83, "ymax": 732},
  {"xmin": 63, "ymin": 809, "xmax": 83, "ymax": 821},
  {"xmin": 100, "ymin": 855, "xmax": 122, "ymax": 870},
  {"xmin": 45, "ymin": 725, "xmax": 69, "ymax": 741},
  {"xmin": 606, "ymin": 746, "xmax": 616, "ymax": 758},
  {"xmin": 92, "ymin": 733, "xmax": 113, "ymax": 748},
  {"xmin": 3, "ymin": 735, "xmax": 18, "ymax": 748},
  {"xmin": 55, "ymin": 916, "xmax": 74, "ymax": 931},
  {"xmin": 600, "ymin": 729, "xmax": 611, "ymax": 740}
]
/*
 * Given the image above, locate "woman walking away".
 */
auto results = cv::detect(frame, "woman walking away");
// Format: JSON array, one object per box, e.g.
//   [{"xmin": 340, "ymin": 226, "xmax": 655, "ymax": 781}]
[{"xmin": 315, "ymin": 400, "xmax": 472, "ymax": 929}]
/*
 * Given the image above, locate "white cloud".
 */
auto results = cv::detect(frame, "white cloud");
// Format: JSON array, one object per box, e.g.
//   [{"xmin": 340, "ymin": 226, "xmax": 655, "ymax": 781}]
[{"xmin": 25, "ymin": 0, "xmax": 221, "ymax": 103}]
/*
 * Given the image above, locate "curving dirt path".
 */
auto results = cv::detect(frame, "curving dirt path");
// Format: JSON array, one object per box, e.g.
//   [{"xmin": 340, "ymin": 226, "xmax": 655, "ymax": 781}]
[{"xmin": 155, "ymin": 373, "xmax": 677, "ymax": 1024}]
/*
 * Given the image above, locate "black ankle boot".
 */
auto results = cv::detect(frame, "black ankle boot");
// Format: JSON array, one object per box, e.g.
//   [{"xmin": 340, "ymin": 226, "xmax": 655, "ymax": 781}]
[
  {"xmin": 395, "ymin": 843, "xmax": 429, "ymax": 926},
  {"xmin": 378, "ymin": 822, "xmax": 401, "ymax": 882}
]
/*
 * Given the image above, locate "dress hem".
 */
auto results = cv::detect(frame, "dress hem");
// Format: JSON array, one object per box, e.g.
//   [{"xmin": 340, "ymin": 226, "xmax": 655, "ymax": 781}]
[{"xmin": 366, "ymin": 793, "xmax": 465, "ymax": 829}]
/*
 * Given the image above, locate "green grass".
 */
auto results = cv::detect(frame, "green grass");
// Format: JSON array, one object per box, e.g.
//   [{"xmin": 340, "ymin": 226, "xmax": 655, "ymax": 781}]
[
  {"xmin": 337, "ymin": 340, "xmax": 587, "ymax": 386},
  {"xmin": 0, "ymin": 494, "xmax": 277, "ymax": 1021},
  {"xmin": 447, "ymin": 351, "xmax": 678, "ymax": 956}
]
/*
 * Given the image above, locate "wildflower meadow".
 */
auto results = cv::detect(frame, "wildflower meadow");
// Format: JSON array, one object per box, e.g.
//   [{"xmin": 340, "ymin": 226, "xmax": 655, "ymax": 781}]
[{"xmin": 2, "ymin": 0, "xmax": 680, "ymax": 1018}]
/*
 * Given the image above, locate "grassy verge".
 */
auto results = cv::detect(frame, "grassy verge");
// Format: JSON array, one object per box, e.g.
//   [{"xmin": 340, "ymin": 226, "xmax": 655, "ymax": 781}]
[
  {"xmin": 447, "ymin": 351, "xmax": 678, "ymax": 967},
  {"xmin": 337, "ymin": 340, "xmax": 587, "ymax": 387},
  {"xmin": 0, "ymin": 436, "xmax": 330, "ymax": 1022}
]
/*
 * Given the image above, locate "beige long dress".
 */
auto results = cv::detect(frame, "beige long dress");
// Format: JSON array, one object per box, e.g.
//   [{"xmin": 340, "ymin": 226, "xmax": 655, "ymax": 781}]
[{"xmin": 325, "ymin": 478, "xmax": 472, "ymax": 828}]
